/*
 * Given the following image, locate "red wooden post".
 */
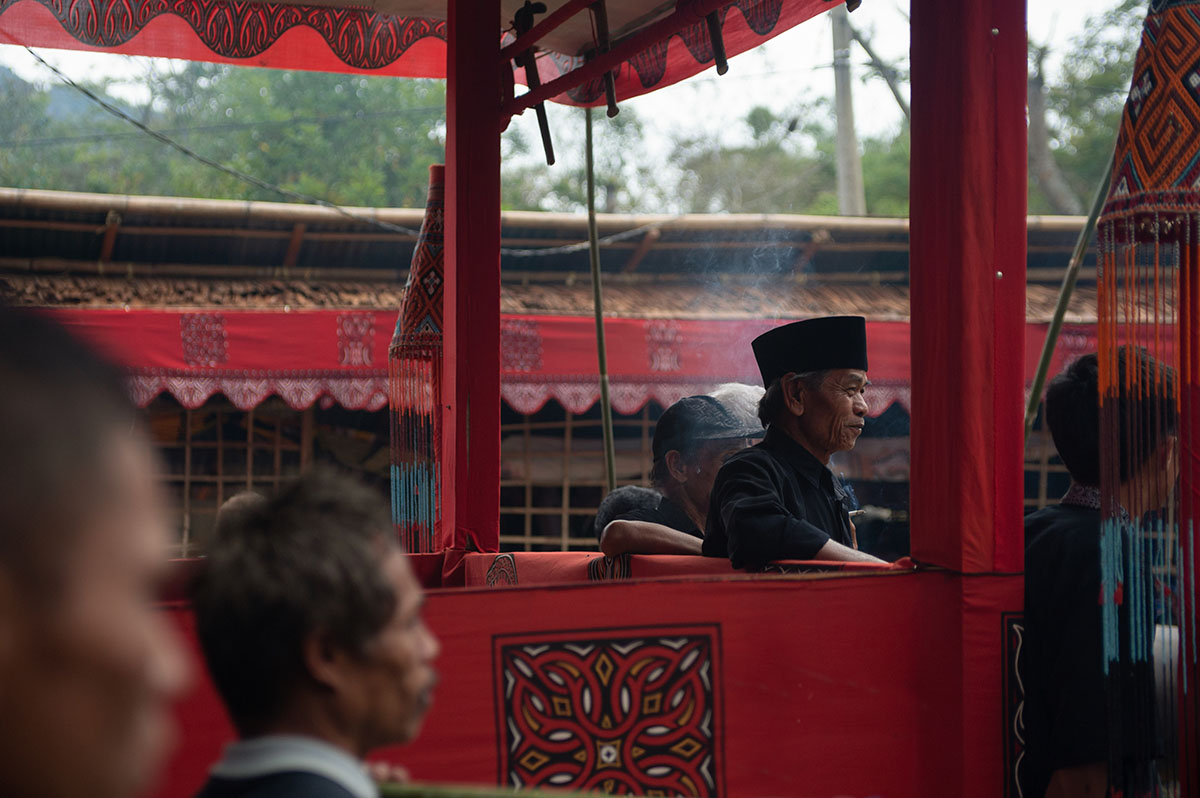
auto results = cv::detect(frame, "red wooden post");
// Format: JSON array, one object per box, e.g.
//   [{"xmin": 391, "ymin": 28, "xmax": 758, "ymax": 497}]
[
  {"xmin": 443, "ymin": 1, "xmax": 502, "ymax": 552},
  {"xmin": 909, "ymin": 0, "xmax": 1027, "ymax": 574},
  {"xmin": 908, "ymin": 1, "xmax": 1027, "ymax": 792}
]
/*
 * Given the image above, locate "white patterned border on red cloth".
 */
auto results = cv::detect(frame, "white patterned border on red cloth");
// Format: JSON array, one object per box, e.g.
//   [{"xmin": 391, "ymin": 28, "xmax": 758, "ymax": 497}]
[{"xmin": 129, "ymin": 374, "xmax": 911, "ymax": 416}]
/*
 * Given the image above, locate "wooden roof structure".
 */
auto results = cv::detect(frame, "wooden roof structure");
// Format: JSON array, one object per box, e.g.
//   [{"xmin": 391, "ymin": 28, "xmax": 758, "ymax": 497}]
[{"xmin": 1, "ymin": 187, "xmax": 1099, "ymax": 320}]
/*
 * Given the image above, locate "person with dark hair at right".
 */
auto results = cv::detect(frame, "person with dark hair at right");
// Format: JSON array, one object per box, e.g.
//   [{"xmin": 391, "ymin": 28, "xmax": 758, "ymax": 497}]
[
  {"xmin": 192, "ymin": 467, "xmax": 439, "ymax": 798},
  {"xmin": 596, "ymin": 393, "xmax": 762, "ymax": 556},
  {"xmin": 1021, "ymin": 349, "xmax": 1176, "ymax": 798}
]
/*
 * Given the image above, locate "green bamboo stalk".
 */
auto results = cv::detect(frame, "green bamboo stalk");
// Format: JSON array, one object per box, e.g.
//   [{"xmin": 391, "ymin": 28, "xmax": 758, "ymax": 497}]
[
  {"xmin": 1024, "ymin": 158, "xmax": 1114, "ymax": 442},
  {"xmin": 586, "ymin": 106, "xmax": 617, "ymax": 493}
]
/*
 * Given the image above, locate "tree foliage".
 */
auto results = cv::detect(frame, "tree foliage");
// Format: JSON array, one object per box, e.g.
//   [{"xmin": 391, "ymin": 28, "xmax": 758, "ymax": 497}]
[
  {"xmin": 1034, "ymin": 0, "xmax": 1145, "ymax": 213},
  {"xmin": 0, "ymin": 63, "xmax": 446, "ymax": 207},
  {"xmin": 501, "ymin": 106, "xmax": 657, "ymax": 213}
]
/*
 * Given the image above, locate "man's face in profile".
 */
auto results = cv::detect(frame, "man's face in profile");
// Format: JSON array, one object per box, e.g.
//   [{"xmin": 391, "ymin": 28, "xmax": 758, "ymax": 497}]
[
  {"xmin": 794, "ymin": 369, "xmax": 870, "ymax": 461},
  {"xmin": 346, "ymin": 550, "xmax": 440, "ymax": 751},
  {"xmin": 0, "ymin": 435, "xmax": 189, "ymax": 798}
]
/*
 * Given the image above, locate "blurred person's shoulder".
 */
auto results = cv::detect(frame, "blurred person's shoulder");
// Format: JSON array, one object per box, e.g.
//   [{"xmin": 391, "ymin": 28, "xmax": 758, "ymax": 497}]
[
  {"xmin": 196, "ymin": 771, "xmax": 360, "ymax": 798},
  {"xmin": 1025, "ymin": 501, "xmax": 1099, "ymax": 559}
]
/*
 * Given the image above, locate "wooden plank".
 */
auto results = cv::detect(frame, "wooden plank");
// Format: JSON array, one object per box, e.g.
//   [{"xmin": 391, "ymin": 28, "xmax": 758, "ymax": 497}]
[
  {"xmin": 620, "ymin": 227, "xmax": 660, "ymax": 274},
  {"xmin": 282, "ymin": 223, "xmax": 307, "ymax": 269},
  {"xmin": 98, "ymin": 211, "xmax": 121, "ymax": 266}
]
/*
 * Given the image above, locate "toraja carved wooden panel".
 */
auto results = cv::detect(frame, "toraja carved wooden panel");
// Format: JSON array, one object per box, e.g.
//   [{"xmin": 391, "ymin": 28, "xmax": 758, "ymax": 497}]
[
  {"xmin": 1002, "ymin": 612, "xmax": 1026, "ymax": 798},
  {"xmin": 493, "ymin": 625, "xmax": 724, "ymax": 796}
]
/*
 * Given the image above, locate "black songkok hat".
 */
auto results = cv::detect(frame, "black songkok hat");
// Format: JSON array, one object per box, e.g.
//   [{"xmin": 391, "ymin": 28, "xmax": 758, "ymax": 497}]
[
  {"xmin": 652, "ymin": 395, "xmax": 764, "ymax": 462},
  {"xmin": 752, "ymin": 316, "xmax": 869, "ymax": 387}
]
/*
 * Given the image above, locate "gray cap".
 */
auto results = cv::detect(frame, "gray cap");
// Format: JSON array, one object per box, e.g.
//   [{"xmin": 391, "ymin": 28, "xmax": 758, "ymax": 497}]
[{"xmin": 652, "ymin": 395, "xmax": 764, "ymax": 461}]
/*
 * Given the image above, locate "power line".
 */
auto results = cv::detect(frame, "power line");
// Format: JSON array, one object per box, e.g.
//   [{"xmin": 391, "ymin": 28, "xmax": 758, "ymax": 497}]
[{"xmin": 0, "ymin": 105, "xmax": 445, "ymax": 148}]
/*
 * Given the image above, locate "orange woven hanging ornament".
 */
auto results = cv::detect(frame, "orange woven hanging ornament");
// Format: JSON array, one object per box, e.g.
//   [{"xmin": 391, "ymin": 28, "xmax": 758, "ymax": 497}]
[
  {"xmin": 1096, "ymin": 2, "xmax": 1200, "ymax": 792},
  {"xmin": 389, "ymin": 165, "xmax": 444, "ymax": 554}
]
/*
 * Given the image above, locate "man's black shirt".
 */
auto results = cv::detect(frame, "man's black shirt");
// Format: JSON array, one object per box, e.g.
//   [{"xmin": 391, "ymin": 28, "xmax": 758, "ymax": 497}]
[
  {"xmin": 1021, "ymin": 501, "xmax": 1108, "ymax": 798},
  {"xmin": 702, "ymin": 427, "xmax": 853, "ymax": 568}
]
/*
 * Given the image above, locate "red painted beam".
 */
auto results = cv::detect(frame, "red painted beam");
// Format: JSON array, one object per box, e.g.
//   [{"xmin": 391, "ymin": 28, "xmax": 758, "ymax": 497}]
[
  {"xmin": 908, "ymin": 0, "xmax": 1026, "ymax": 574},
  {"xmin": 503, "ymin": 0, "xmax": 737, "ymax": 116},
  {"xmin": 444, "ymin": 1, "xmax": 502, "ymax": 552}
]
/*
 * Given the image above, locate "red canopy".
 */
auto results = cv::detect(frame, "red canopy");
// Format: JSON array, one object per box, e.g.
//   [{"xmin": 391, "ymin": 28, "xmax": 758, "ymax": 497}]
[
  {"xmin": 0, "ymin": 0, "xmax": 830, "ymax": 105},
  {"xmin": 46, "ymin": 308, "xmax": 1098, "ymax": 415}
]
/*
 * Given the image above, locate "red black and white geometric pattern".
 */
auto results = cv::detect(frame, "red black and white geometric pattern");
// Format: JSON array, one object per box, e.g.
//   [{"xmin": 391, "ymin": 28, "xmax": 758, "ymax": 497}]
[
  {"xmin": 122, "ymin": 370, "xmax": 912, "ymax": 416},
  {"xmin": 494, "ymin": 626, "xmax": 723, "ymax": 796},
  {"xmin": 485, "ymin": 553, "xmax": 519, "ymax": 586},
  {"xmin": 179, "ymin": 312, "xmax": 227, "ymax": 367},
  {"xmin": 645, "ymin": 320, "xmax": 682, "ymax": 374},
  {"xmin": 500, "ymin": 319, "xmax": 545, "ymax": 373},
  {"xmin": 499, "ymin": 377, "xmax": 913, "ymax": 417},
  {"xmin": 1103, "ymin": 0, "xmax": 1200, "ymax": 219},
  {"xmin": 587, "ymin": 554, "xmax": 633, "ymax": 581},
  {"xmin": 0, "ymin": 0, "xmax": 445, "ymax": 69},
  {"xmin": 1002, "ymin": 613, "xmax": 1026, "ymax": 798},
  {"xmin": 544, "ymin": 0, "xmax": 786, "ymax": 104},
  {"xmin": 337, "ymin": 312, "xmax": 375, "ymax": 367},
  {"xmin": 395, "ymin": 165, "xmax": 444, "ymax": 340},
  {"xmin": 126, "ymin": 371, "xmax": 387, "ymax": 411}
]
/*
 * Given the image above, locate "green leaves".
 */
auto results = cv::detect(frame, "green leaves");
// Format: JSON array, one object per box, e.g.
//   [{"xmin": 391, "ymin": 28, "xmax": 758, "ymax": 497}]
[{"xmin": 0, "ymin": 62, "xmax": 446, "ymax": 207}]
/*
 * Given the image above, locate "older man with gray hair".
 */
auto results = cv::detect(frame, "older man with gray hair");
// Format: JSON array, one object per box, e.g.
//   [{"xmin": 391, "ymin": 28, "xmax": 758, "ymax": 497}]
[{"xmin": 703, "ymin": 316, "xmax": 885, "ymax": 569}]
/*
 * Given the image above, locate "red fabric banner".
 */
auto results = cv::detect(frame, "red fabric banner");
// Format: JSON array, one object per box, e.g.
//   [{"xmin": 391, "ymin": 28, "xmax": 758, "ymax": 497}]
[
  {"xmin": 44, "ymin": 308, "xmax": 1096, "ymax": 415},
  {"xmin": 152, "ymin": 570, "xmax": 1021, "ymax": 798},
  {"xmin": 0, "ymin": 0, "xmax": 446, "ymax": 76},
  {"xmin": 0, "ymin": 0, "xmax": 827, "ymax": 106}
]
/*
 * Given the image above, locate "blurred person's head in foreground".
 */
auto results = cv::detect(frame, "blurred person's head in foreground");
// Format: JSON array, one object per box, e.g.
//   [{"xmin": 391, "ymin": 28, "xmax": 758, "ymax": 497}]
[
  {"xmin": 192, "ymin": 467, "xmax": 439, "ymax": 761},
  {"xmin": 1046, "ymin": 347, "xmax": 1177, "ymax": 513},
  {"xmin": 650, "ymin": 395, "xmax": 763, "ymax": 528},
  {"xmin": 754, "ymin": 316, "xmax": 870, "ymax": 464},
  {"xmin": 213, "ymin": 490, "xmax": 266, "ymax": 540},
  {"xmin": 0, "ymin": 306, "xmax": 188, "ymax": 798}
]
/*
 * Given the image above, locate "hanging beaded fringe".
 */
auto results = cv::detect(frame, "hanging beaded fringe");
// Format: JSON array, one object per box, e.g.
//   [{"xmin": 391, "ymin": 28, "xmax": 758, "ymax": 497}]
[
  {"xmin": 389, "ymin": 336, "xmax": 441, "ymax": 554},
  {"xmin": 1097, "ymin": 211, "xmax": 1200, "ymax": 796}
]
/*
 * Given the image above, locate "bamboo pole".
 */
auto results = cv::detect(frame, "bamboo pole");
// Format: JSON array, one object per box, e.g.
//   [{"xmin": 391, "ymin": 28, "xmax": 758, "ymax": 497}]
[
  {"xmin": 1024, "ymin": 158, "xmax": 1114, "ymax": 441},
  {"xmin": 0, "ymin": 186, "xmax": 1092, "ymax": 235},
  {"xmin": 586, "ymin": 107, "xmax": 617, "ymax": 494}
]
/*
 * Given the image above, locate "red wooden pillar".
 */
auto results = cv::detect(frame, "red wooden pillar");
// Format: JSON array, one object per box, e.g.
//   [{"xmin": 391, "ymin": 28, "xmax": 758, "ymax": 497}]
[
  {"xmin": 908, "ymin": 1, "xmax": 1026, "ymax": 792},
  {"xmin": 443, "ymin": 1, "xmax": 502, "ymax": 552},
  {"xmin": 909, "ymin": 0, "xmax": 1026, "ymax": 574}
]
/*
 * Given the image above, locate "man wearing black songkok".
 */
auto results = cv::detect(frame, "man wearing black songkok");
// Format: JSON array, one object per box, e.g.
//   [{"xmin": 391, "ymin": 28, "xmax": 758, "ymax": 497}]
[{"xmin": 703, "ymin": 316, "xmax": 885, "ymax": 569}]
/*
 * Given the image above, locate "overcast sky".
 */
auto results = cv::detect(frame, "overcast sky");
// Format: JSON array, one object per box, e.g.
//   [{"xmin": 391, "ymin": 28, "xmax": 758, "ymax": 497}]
[{"xmin": 0, "ymin": 0, "xmax": 1125, "ymax": 179}]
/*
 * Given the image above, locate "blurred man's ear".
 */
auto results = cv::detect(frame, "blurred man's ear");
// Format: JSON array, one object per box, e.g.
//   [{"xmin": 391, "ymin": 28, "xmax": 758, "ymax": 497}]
[
  {"xmin": 665, "ymin": 450, "xmax": 689, "ymax": 485},
  {"xmin": 303, "ymin": 630, "xmax": 354, "ymax": 695},
  {"xmin": 782, "ymin": 374, "xmax": 805, "ymax": 417}
]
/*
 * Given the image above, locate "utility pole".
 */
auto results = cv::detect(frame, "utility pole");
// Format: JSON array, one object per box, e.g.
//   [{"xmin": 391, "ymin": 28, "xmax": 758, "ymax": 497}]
[{"xmin": 831, "ymin": 5, "xmax": 866, "ymax": 215}]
